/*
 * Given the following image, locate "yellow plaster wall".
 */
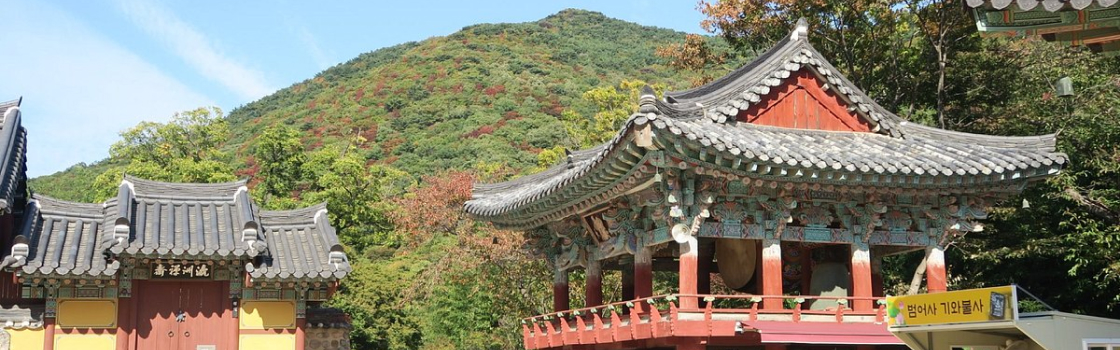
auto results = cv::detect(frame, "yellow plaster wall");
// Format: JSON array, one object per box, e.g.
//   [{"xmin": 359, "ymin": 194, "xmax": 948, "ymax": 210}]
[
  {"xmin": 6, "ymin": 328, "xmax": 44, "ymax": 350},
  {"xmin": 240, "ymin": 300, "xmax": 296, "ymax": 329},
  {"xmin": 54, "ymin": 334, "xmax": 115, "ymax": 350},
  {"xmin": 239, "ymin": 334, "xmax": 295, "ymax": 350},
  {"xmin": 57, "ymin": 299, "xmax": 117, "ymax": 328}
]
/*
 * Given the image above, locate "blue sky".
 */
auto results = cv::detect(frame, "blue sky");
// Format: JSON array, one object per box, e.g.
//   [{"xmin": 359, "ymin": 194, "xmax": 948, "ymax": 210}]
[{"xmin": 0, "ymin": 1, "xmax": 706, "ymax": 177}]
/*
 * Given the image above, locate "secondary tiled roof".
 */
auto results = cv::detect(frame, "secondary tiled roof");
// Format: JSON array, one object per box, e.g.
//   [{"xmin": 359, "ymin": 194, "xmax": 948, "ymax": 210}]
[
  {"xmin": 2, "ymin": 176, "xmax": 350, "ymax": 282},
  {"xmin": 0, "ymin": 98, "xmax": 28, "ymax": 213},
  {"xmin": 0, "ymin": 303, "xmax": 43, "ymax": 329},
  {"xmin": 464, "ymin": 20, "xmax": 1067, "ymax": 229},
  {"xmin": 306, "ymin": 307, "xmax": 352, "ymax": 329},
  {"xmin": 247, "ymin": 203, "xmax": 351, "ymax": 281},
  {"xmin": 2, "ymin": 196, "xmax": 119, "ymax": 277},
  {"xmin": 966, "ymin": 0, "xmax": 1118, "ymax": 11}
]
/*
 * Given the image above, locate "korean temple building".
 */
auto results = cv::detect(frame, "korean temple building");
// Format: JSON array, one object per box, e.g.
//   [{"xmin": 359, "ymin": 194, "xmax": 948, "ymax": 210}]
[
  {"xmin": 465, "ymin": 20, "xmax": 1067, "ymax": 350},
  {"xmin": 968, "ymin": 0, "xmax": 1120, "ymax": 53},
  {"xmin": 0, "ymin": 99, "xmax": 353, "ymax": 349}
]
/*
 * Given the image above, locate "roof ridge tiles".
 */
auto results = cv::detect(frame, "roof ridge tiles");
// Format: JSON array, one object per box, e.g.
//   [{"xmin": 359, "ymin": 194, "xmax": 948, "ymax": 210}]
[
  {"xmin": 31, "ymin": 194, "xmax": 105, "ymax": 218},
  {"xmin": 124, "ymin": 175, "xmax": 247, "ymax": 198}
]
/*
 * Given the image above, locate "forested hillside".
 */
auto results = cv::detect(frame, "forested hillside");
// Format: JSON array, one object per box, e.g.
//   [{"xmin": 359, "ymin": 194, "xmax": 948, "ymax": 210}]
[{"xmin": 26, "ymin": 5, "xmax": 1120, "ymax": 350}]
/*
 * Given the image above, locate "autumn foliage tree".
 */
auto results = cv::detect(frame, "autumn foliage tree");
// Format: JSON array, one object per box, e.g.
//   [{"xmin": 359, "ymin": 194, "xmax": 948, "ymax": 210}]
[{"xmin": 390, "ymin": 171, "xmax": 553, "ymax": 348}]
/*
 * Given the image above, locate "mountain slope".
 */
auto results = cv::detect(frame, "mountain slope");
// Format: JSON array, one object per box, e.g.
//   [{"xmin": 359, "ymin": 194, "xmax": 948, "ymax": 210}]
[
  {"xmin": 224, "ymin": 9, "xmax": 708, "ymax": 176},
  {"xmin": 32, "ymin": 9, "xmax": 713, "ymax": 198}
]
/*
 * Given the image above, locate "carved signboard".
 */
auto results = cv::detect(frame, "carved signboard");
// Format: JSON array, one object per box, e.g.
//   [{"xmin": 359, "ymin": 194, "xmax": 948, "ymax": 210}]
[{"xmin": 150, "ymin": 262, "xmax": 214, "ymax": 279}]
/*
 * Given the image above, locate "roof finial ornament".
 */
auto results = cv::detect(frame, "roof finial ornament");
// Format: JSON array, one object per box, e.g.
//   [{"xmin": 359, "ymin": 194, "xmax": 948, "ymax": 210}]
[
  {"xmin": 792, "ymin": 18, "xmax": 809, "ymax": 41},
  {"xmin": 638, "ymin": 85, "xmax": 658, "ymax": 113}
]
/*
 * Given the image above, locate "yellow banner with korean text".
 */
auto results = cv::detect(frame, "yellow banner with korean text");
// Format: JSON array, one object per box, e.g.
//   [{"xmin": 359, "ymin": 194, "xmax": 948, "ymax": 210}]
[{"xmin": 886, "ymin": 286, "xmax": 1017, "ymax": 327}]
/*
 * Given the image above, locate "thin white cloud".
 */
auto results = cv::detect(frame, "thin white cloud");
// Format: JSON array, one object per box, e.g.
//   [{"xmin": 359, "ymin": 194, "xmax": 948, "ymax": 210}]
[
  {"xmin": 0, "ymin": 1, "xmax": 213, "ymax": 177},
  {"xmin": 114, "ymin": 0, "xmax": 275, "ymax": 101},
  {"xmin": 297, "ymin": 27, "xmax": 334, "ymax": 70}
]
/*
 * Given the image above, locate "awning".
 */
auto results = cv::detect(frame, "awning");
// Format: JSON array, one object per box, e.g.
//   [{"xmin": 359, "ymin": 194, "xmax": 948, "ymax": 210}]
[{"xmin": 741, "ymin": 321, "xmax": 904, "ymax": 345}]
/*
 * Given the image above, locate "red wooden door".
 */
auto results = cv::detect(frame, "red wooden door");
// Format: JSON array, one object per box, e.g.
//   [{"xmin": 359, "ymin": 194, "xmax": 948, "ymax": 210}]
[
  {"xmin": 135, "ymin": 281, "xmax": 181, "ymax": 349},
  {"xmin": 135, "ymin": 281, "xmax": 231, "ymax": 350},
  {"xmin": 178, "ymin": 281, "xmax": 228, "ymax": 349}
]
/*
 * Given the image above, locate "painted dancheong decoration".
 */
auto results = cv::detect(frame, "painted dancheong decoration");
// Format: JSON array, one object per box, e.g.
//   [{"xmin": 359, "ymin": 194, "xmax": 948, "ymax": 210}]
[
  {"xmin": 0, "ymin": 98, "xmax": 353, "ymax": 350},
  {"xmin": 967, "ymin": 0, "xmax": 1120, "ymax": 53},
  {"xmin": 465, "ymin": 19, "xmax": 1066, "ymax": 350}
]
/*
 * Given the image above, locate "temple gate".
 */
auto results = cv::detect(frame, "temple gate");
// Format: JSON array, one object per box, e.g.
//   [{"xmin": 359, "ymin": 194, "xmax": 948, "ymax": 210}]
[{"xmin": 0, "ymin": 98, "xmax": 353, "ymax": 350}]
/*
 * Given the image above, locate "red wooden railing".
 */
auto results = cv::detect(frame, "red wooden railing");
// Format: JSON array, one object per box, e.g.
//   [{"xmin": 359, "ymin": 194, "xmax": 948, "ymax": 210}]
[{"xmin": 519, "ymin": 294, "xmax": 887, "ymax": 350}]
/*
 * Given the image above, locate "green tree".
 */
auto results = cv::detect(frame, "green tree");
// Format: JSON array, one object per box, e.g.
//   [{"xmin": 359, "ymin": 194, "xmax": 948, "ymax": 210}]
[
  {"xmin": 91, "ymin": 107, "xmax": 235, "ymax": 200},
  {"xmin": 302, "ymin": 136, "xmax": 399, "ymax": 250},
  {"xmin": 949, "ymin": 38, "xmax": 1120, "ymax": 316},
  {"xmin": 560, "ymin": 80, "xmax": 667, "ymax": 148},
  {"xmin": 252, "ymin": 124, "xmax": 305, "ymax": 205}
]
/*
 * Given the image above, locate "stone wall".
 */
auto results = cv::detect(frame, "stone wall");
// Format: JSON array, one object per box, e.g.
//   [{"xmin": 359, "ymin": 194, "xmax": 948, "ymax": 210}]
[{"xmin": 306, "ymin": 327, "xmax": 350, "ymax": 350}]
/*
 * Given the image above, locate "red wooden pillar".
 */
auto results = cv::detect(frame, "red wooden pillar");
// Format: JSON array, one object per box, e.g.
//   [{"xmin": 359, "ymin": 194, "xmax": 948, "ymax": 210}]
[
  {"xmin": 761, "ymin": 238, "xmax": 783, "ymax": 310},
  {"xmin": 585, "ymin": 259, "xmax": 603, "ymax": 307},
  {"xmin": 871, "ymin": 255, "xmax": 884, "ymax": 297},
  {"xmin": 295, "ymin": 318, "xmax": 307, "ymax": 350},
  {"xmin": 44, "ymin": 317, "xmax": 56, "ymax": 350},
  {"xmin": 851, "ymin": 242, "xmax": 873, "ymax": 311},
  {"xmin": 116, "ymin": 294, "xmax": 134, "ymax": 350},
  {"xmin": 697, "ymin": 240, "xmax": 712, "ymax": 296},
  {"xmin": 553, "ymin": 269, "xmax": 570, "ymax": 312},
  {"xmin": 633, "ymin": 247, "xmax": 653, "ymax": 300},
  {"xmin": 926, "ymin": 246, "xmax": 947, "ymax": 293},
  {"xmin": 764, "ymin": 344, "xmax": 787, "ymax": 350},
  {"xmin": 678, "ymin": 237, "xmax": 699, "ymax": 309},
  {"xmin": 621, "ymin": 257, "xmax": 634, "ymax": 302}
]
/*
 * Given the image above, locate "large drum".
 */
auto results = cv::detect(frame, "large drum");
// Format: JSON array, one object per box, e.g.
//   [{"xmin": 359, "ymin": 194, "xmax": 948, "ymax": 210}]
[{"xmin": 715, "ymin": 239, "xmax": 757, "ymax": 291}]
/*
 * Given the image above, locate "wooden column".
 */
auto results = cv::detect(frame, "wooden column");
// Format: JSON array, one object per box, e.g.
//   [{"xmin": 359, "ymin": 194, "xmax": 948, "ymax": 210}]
[
  {"xmin": 764, "ymin": 344, "xmax": 787, "ymax": 350},
  {"xmin": 761, "ymin": 238, "xmax": 783, "ymax": 310},
  {"xmin": 585, "ymin": 259, "xmax": 603, "ymax": 307},
  {"xmin": 697, "ymin": 240, "xmax": 713, "ymax": 296},
  {"xmin": 553, "ymin": 269, "xmax": 570, "ymax": 312},
  {"xmin": 116, "ymin": 294, "xmax": 133, "ymax": 350},
  {"xmin": 621, "ymin": 257, "xmax": 634, "ymax": 302},
  {"xmin": 633, "ymin": 247, "xmax": 653, "ymax": 300},
  {"xmin": 678, "ymin": 237, "xmax": 699, "ymax": 309},
  {"xmin": 851, "ymin": 241, "xmax": 873, "ymax": 311},
  {"xmin": 871, "ymin": 255, "xmax": 884, "ymax": 297},
  {"xmin": 44, "ymin": 317, "xmax": 56, "ymax": 350},
  {"xmin": 926, "ymin": 246, "xmax": 947, "ymax": 293},
  {"xmin": 295, "ymin": 318, "xmax": 307, "ymax": 350}
]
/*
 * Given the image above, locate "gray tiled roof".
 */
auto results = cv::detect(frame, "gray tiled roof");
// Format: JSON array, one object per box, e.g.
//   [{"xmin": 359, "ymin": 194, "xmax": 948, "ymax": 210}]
[
  {"xmin": 0, "ymin": 303, "xmax": 43, "ymax": 329},
  {"xmin": 966, "ymin": 0, "xmax": 1118, "ymax": 11},
  {"xmin": 3, "ymin": 177, "xmax": 350, "ymax": 281},
  {"xmin": 112, "ymin": 176, "xmax": 266, "ymax": 258},
  {"xmin": 4, "ymin": 195, "xmax": 119, "ymax": 277},
  {"xmin": 248, "ymin": 203, "xmax": 350, "ymax": 281},
  {"xmin": 464, "ymin": 21, "xmax": 1068, "ymax": 229},
  {"xmin": 0, "ymin": 98, "xmax": 28, "ymax": 213}
]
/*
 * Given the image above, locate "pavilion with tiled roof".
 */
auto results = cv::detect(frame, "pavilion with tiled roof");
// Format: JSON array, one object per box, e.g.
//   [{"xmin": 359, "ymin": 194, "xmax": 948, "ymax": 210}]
[{"xmin": 466, "ymin": 20, "xmax": 1065, "ymax": 350}]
